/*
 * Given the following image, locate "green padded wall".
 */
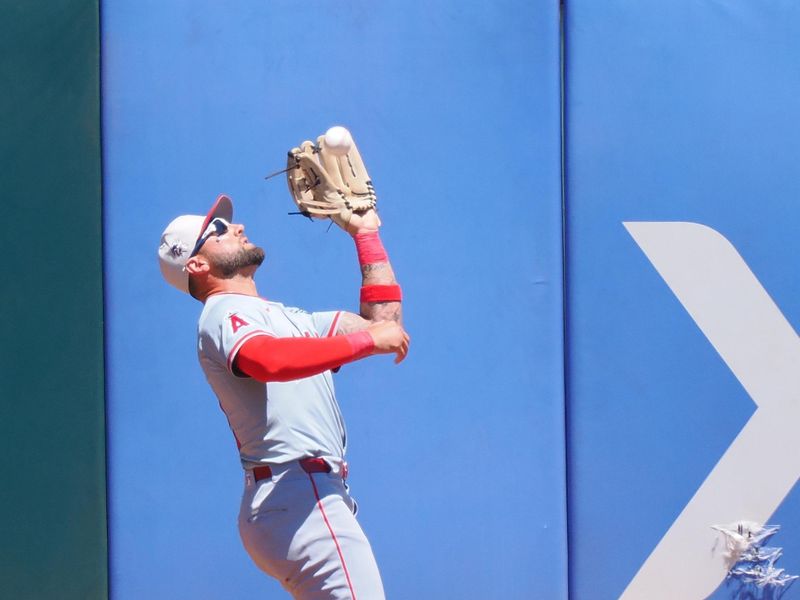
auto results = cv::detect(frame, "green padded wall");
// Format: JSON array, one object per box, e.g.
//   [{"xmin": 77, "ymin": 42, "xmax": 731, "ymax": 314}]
[{"xmin": 0, "ymin": 1, "xmax": 106, "ymax": 598}]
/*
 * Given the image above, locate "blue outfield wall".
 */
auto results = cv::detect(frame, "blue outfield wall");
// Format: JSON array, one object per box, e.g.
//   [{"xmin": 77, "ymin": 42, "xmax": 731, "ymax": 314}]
[
  {"xmin": 103, "ymin": 2, "xmax": 566, "ymax": 599},
  {"xmin": 565, "ymin": 2, "xmax": 800, "ymax": 599},
  {"xmin": 102, "ymin": 2, "xmax": 800, "ymax": 598}
]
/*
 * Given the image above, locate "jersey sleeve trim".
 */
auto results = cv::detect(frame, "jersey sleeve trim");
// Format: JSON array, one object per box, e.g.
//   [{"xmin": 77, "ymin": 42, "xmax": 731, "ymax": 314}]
[
  {"xmin": 326, "ymin": 311, "xmax": 343, "ymax": 337},
  {"xmin": 226, "ymin": 330, "xmax": 274, "ymax": 373}
]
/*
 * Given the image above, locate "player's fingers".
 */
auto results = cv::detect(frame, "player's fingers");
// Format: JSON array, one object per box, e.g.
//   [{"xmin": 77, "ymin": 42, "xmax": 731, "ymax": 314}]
[
  {"xmin": 394, "ymin": 339, "xmax": 409, "ymax": 364},
  {"xmin": 400, "ymin": 332, "xmax": 410, "ymax": 351}
]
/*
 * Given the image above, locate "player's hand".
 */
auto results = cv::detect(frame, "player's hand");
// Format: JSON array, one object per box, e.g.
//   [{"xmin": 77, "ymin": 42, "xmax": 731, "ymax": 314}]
[
  {"xmin": 347, "ymin": 208, "xmax": 382, "ymax": 235},
  {"xmin": 366, "ymin": 320, "xmax": 410, "ymax": 363}
]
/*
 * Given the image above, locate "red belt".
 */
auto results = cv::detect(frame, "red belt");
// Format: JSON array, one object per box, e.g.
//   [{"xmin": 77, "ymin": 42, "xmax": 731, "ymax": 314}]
[{"xmin": 253, "ymin": 457, "xmax": 340, "ymax": 482}]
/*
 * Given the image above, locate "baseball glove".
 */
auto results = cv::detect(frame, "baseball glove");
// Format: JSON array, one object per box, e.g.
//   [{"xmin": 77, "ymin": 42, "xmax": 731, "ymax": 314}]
[{"xmin": 286, "ymin": 134, "xmax": 377, "ymax": 230}]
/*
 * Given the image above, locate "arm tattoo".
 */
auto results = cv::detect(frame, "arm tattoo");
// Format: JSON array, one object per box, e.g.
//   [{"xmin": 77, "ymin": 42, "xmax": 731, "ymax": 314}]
[
  {"xmin": 361, "ymin": 300, "xmax": 401, "ymax": 323},
  {"xmin": 359, "ymin": 253, "xmax": 402, "ymax": 324},
  {"xmin": 360, "ymin": 263, "xmax": 386, "ymax": 273},
  {"xmin": 336, "ymin": 311, "xmax": 371, "ymax": 335}
]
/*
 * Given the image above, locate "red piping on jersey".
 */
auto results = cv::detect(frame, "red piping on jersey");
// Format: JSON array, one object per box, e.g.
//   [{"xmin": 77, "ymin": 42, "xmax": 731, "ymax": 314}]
[
  {"xmin": 226, "ymin": 330, "xmax": 274, "ymax": 373},
  {"xmin": 326, "ymin": 311, "xmax": 342, "ymax": 337},
  {"xmin": 307, "ymin": 473, "xmax": 357, "ymax": 599},
  {"xmin": 234, "ymin": 331, "xmax": 374, "ymax": 383}
]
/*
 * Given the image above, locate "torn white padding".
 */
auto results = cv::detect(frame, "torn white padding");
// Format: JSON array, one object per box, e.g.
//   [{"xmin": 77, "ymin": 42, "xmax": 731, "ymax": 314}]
[
  {"xmin": 711, "ymin": 522, "xmax": 798, "ymax": 589},
  {"xmin": 711, "ymin": 521, "xmax": 779, "ymax": 566}
]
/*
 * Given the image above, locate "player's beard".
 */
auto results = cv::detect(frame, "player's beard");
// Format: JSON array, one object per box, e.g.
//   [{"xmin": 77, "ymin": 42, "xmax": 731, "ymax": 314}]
[{"xmin": 214, "ymin": 246, "xmax": 266, "ymax": 278}]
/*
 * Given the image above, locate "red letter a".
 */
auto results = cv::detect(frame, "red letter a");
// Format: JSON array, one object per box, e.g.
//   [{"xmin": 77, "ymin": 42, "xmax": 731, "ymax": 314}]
[{"xmin": 230, "ymin": 314, "xmax": 249, "ymax": 334}]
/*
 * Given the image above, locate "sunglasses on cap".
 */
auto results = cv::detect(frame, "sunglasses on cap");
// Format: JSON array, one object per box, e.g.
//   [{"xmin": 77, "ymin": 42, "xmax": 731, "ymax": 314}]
[{"xmin": 190, "ymin": 218, "xmax": 230, "ymax": 258}]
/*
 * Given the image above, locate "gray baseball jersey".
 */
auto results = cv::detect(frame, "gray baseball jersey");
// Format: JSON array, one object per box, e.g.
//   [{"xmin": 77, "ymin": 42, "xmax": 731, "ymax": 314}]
[{"xmin": 197, "ymin": 292, "xmax": 346, "ymax": 470}]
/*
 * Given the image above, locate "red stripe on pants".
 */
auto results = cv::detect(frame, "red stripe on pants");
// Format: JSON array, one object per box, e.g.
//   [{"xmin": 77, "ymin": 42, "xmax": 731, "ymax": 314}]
[{"xmin": 307, "ymin": 473, "xmax": 357, "ymax": 599}]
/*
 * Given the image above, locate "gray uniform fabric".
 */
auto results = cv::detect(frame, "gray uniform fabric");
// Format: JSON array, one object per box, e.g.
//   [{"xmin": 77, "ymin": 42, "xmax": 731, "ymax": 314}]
[
  {"xmin": 197, "ymin": 292, "xmax": 385, "ymax": 599},
  {"xmin": 197, "ymin": 293, "xmax": 346, "ymax": 469}
]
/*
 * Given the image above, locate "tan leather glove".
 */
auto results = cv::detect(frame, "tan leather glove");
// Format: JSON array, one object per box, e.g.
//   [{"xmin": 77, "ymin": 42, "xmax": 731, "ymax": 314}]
[{"xmin": 286, "ymin": 132, "xmax": 377, "ymax": 231}]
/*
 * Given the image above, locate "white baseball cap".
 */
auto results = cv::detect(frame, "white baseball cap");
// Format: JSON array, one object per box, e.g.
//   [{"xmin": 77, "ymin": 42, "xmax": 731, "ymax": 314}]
[{"xmin": 158, "ymin": 194, "xmax": 233, "ymax": 293}]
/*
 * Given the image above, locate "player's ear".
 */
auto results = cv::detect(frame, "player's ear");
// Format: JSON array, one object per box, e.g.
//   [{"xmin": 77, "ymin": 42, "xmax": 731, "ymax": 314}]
[{"xmin": 185, "ymin": 255, "xmax": 210, "ymax": 276}]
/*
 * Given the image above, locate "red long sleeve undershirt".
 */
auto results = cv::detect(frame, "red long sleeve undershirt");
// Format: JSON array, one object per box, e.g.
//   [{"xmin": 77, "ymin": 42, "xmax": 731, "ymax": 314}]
[{"xmin": 233, "ymin": 331, "xmax": 374, "ymax": 383}]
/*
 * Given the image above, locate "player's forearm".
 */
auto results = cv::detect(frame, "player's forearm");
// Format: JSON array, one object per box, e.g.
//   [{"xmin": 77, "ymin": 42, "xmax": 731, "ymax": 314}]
[
  {"xmin": 353, "ymin": 231, "xmax": 402, "ymax": 324},
  {"xmin": 235, "ymin": 332, "xmax": 374, "ymax": 383}
]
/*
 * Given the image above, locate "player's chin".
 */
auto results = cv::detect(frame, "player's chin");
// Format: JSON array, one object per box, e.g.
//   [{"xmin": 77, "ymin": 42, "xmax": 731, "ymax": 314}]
[
  {"xmin": 247, "ymin": 246, "xmax": 266, "ymax": 266},
  {"xmin": 213, "ymin": 246, "xmax": 266, "ymax": 277}
]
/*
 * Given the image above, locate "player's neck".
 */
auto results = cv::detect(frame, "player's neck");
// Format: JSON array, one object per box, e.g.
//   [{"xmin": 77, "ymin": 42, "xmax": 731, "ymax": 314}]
[{"xmin": 201, "ymin": 276, "xmax": 258, "ymax": 302}]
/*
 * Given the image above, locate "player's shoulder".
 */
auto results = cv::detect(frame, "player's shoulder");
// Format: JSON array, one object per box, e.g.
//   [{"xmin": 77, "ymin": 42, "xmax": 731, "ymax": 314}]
[
  {"xmin": 244, "ymin": 297, "xmax": 311, "ymax": 316},
  {"xmin": 280, "ymin": 304, "xmax": 311, "ymax": 316}
]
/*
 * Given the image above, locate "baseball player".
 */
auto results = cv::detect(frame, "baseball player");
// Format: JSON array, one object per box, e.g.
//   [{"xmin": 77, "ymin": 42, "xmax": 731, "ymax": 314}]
[{"xmin": 157, "ymin": 135, "xmax": 407, "ymax": 599}]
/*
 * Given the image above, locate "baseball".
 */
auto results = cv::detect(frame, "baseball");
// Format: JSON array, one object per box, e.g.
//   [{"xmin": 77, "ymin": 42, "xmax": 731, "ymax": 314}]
[{"xmin": 324, "ymin": 126, "xmax": 353, "ymax": 156}]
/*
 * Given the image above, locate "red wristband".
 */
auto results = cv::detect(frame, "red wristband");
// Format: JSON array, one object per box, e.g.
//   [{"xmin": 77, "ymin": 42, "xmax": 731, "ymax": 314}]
[
  {"xmin": 354, "ymin": 231, "xmax": 389, "ymax": 265},
  {"xmin": 361, "ymin": 284, "xmax": 403, "ymax": 303}
]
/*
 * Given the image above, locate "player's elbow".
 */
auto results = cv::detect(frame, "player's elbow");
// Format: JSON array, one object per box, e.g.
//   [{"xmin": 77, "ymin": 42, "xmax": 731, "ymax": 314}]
[
  {"xmin": 259, "ymin": 367, "xmax": 300, "ymax": 383},
  {"xmin": 245, "ymin": 359, "xmax": 317, "ymax": 383}
]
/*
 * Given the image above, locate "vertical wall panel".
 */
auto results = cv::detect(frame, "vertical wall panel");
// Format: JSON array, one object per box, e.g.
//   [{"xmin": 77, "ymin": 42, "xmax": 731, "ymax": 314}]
[
  {"xmin": 565, "ymin": 2, "xmax": 800, "ymax": 598},
  {"xmin": 0, "ymin": 2, "xmax": 106, "ymax": 599}
]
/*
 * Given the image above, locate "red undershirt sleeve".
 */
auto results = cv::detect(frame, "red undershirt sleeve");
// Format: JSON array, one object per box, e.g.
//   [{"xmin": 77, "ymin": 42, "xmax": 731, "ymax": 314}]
[{"xmin": 233, "ymin": 331, "xmax": 374, "ymax": 383}]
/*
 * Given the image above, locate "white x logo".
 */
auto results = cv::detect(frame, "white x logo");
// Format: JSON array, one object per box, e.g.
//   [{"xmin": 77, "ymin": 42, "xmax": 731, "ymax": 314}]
[{"xmin": 621, "ymin": 222, "xmax": 800, "ymax": 599}]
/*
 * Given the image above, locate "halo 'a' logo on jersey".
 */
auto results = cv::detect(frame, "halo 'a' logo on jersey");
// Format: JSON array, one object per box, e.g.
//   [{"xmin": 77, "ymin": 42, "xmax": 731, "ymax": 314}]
[{"xmin": 229, "ymin": 314, "xmax": 249, "ymax": 334}]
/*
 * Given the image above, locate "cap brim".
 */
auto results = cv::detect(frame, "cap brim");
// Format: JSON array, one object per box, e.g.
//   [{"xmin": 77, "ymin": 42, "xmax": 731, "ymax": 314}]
[{"xmin": 195, "ymin": 194, "xmax": 234, "ymax": 245}]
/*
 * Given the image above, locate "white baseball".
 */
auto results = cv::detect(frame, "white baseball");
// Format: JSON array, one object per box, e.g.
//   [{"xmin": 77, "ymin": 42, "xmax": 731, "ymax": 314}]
[{"xmin": 324, "ymin": 126, "xmax": 353, "ymax": 156}]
